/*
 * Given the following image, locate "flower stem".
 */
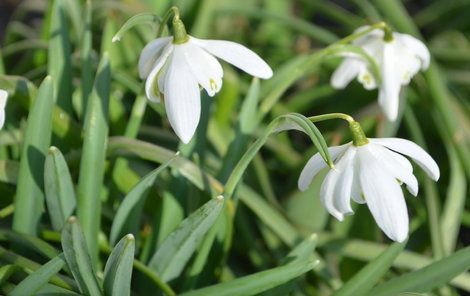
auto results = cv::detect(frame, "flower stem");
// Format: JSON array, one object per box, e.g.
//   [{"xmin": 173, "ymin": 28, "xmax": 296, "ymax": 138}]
[
  {"xmin": 307, "ymin": 113, "xmax": 354, "ymax": 124},
  {"xmin": 349, "ymin": 121, "xmax": 369, "ymax": 146},
  {"xmin": 336, "ymin": 21, "xmax": 389, "ymax": 45},
  {"xmin": 157, "ymin": 6, "xmax": 188, "ymax": 43}
]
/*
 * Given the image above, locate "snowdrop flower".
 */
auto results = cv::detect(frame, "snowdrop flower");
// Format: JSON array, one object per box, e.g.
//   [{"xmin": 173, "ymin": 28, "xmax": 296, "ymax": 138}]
[
  {"xmin": 138, "ymin": 18, "xmax": 273, "ymax": 143},
  {"xmin": 331, "ymin": 26, "xmax": 430, "ymax": 121},
  {"xmin": 0, "ymin": 89, "xmax": 7, "ymax": 129},
  {"xmin": 298, "ymin": 122, "xmax": 439, "ymax": 242}
]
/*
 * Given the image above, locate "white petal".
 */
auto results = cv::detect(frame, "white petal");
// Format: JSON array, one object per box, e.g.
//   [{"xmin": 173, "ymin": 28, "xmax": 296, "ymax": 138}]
[
  {"xmin": 138, "ymin": 37, "xmax": 172, "ymax": 79},
  {"xmin": 358, "ymin": 147, "xmax": 409, "ymax": 242},
  {"xmin": 0, "ymin": 90, "xmax": 7, "ymax": 129},
  {"xmin": 396, "ymin": 33, "xmax": 430, "ymax": 70},
  {"xmin": 163, "ymin": 46, "xmax": 201, "ymax": 144},
  {"xmin": 0, "ymin": 109, "xmax": 5, "ymax": 130},
  {"xmin": 350, "ymin": 169, "xmax": 365, "ymax": 204},
  {"xmin": 145, "ymin": 43, "xmax": 174, "ymax": 103},
  {"xmin": 378, "ymin": 42, "xmax": 401, "ymax": 121},
  {"xmin": 333, "ymin": 147, "xmax": 356, "ymax": 214},
  {"xmin": 184, "ymin": 41, "xmax": 223, "ymax": 97},
  {"xmin": 369, "ymin": 143, "xmax": 419, "ymax": 196},
  {"xmin": 298, "ymin": 143, "xmax": 350, "ymax": 191},
  {"xmin": 369, "ymin": 138, "xmax": 440, "ymax": 181},
  {"xmin": 191, "ymin": 37, "xmax": 273, "ymax": 79},
  {"xmin": 320, "ymin": 169, "xmax": 345, "ymax": 221},
  {"xmin": 331, "ymin": 59, "xmax": 362, "ymax": 89}
]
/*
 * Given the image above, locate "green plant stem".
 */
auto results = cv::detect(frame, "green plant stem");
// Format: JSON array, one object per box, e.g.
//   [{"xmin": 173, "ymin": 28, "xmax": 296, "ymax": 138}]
[
  {"xmin": 307, "ymin": 113, "xmax": 354, "ymax": 123},
  {"xmin": 132, "ymin": 260, "xmax": 176, "ymax": 296},
  {"xmin": 157, "ymin": 6, "xmax": 181, "ymax": 37}
]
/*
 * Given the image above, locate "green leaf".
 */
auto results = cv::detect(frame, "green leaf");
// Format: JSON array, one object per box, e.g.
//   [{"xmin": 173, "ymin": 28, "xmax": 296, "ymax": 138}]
[
  {"xmin": 44, "ymin": 146, "xmax": 77, "ymax": 231},
  {"xmin": 77, "ymin": 54, "xmax": 111, "ymax": 263},
  {"xmin": 180, "ymin": 260, "xmax": 318, "ymax": 296},
  {"xmin": 103, "ymin": 234, "xmax": 135, "ymax": 296},
  {"xmin": 369, "ymin": 246, "xmax": 470, "ymax": 296},
  {"xmin": 79, "ymin": 0, "xmax": 93, "ymax": 118},
  {"xmin": 47, "ymin": 0, "xmax": 72, "ymax": 112},
  {"xmin": 0, "ymin": 230, "xmax": 59, "ymax": 260},
  {"xmin": 0, "ymin": 265, "xmax": 19, "ymax": 286},
  {"xmin": 112, "ymin": 13, "xmax": 160, "ymax": 43},
  {"xmin": 224, "ymin": 113, "xmax": 331, "ymax": 199},
  {"xmin": 61, "ymin": 217, "xmax": 102, "ymax": 296},
  {"xmin": 12, "ymin": 76, "xmax": 54, "ymax": 235},
  {"xmin": 9, "ymin": 254, "xmax": 66, "ymax": 296},
  {"xmin": 107, "ymin": 137, "xmax": 224, "ymax": 195},
  {"xmin": 149, "ymin": 196, "xmax": 225, "ymax": 282},
  {"xmin": 333, "ymin": 242, "xmax": 406, "ymax": 296},
  {"xmin": 109, "ymin": 156, "xmax": 175, "ymax": 245}
]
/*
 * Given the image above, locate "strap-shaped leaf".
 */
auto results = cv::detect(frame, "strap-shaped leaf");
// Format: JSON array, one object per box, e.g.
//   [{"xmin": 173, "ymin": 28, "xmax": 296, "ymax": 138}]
[
  {"xmin": 149, "ymin": 196, "xmax": 225, "ymax": 282},
  {"xmin": 61, "ymin": 217, "xmax": 102, "ymax": 296},
  {"xmin": 180, "ymin": 260, "xmax": 318, "ymax": 296},
  {"xmin": 9, "ymin": 254, "xmax": 67, "ymax": 296},
  {"xmin": 12, "ymin": 76, "xmax": 54, "ymax": 235},
  {"xmin": 48, "ymin": 0, "xmax": 73, "ymax": 112},
  {"xmin": 77, "ymin": 54, "xmax": 111, "ymax": 262},
  {"xmin": 44, "ymin": 146, "xmax": 77, "ymax": 231},
  {"xmin": 109, "ymin": 156, "xmax": 176, "ymax": 245},
  {"xmin": 104, "ymin": 234, "xmax": 135, "ymax": 296},
  {"xmin": 369, "ymin": 246, "xmax": 470, "ymax": 296},
  {"xmin": 333, "ymin": 242, "xmax": 405, "ymax": 296}
]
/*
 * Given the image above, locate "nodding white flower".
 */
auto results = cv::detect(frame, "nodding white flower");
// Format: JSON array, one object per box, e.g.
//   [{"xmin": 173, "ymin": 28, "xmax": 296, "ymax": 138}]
[
  {"xmin": 298, "ymin": 137, "xmax": 439, "ymax": 242},
  {"xmin": 0, "ymin": 89, "xmax": 7, "ymax": 129},
  {"xmin": 139, "ymin": 33, "xmax": 273, "ymax": 143},
  {"xmin": 331, "ymin": 26, "xmax": 430, "ymax": 121}
]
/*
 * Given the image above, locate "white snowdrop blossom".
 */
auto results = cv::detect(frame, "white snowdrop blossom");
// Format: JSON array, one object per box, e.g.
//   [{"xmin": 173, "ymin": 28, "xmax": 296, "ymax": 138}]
[
  {"xmin": 298, "ymin": 137, "xmax": 439, "ymax": 242},
  {"xmin": 0, "ymin": 89, "xmax": 7, "ymax": 129},
  {"xmin": 331, "ymin": 26, "xmax": 430, "ymax": 121},
  {"xmin": 139, "ymin": 33, "xmax": 273, "ymax": 143}
]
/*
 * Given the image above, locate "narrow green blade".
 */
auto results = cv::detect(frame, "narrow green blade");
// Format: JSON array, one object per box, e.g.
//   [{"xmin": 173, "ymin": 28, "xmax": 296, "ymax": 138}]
[
  {"xmin": 103, "ymin": 234, "xmax": 135, "ymax": 296},
  {"xmin": 9, "ymin": 254, "xmax": 66, "ymax": 296},
  {"xmin": 12, "ymin": 76, "xmax": 54, "ymax": 235},
  {"xmin": 61, "ymin": 217, "xmax": 102, "ymax": 296},
  {"xmin": 44, "ymin": 146, "xmax": 77, "ymax": 231},
  {"xmin": 180, "ymin": 260, "xmax": 318, "ymax": 296},
  {"xmin": 149, "ymin": 196, "xmax": 225, "ymax": 282}
]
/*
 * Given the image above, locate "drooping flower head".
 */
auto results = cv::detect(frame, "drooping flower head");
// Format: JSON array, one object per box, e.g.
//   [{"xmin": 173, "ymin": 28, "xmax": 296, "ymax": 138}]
[
  {"xmin": 298, "ymin": 122, "xmax": 439, "ymax": 242},
  {"xmin": 139, "ymin": 14, "xmax": 273, "ymax": 143},
  {"xmin": 331, "ymin": 26, "xmax": 430, "ymax": 121},
  {"xmin": 0, "ymin": 89, "xmax": 7, "ymax": 129}
]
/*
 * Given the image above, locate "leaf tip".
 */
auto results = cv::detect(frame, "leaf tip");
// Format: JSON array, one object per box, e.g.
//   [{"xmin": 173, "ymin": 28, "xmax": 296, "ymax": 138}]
[
  {"xmin": 48, "ymin": 146, "xmax": 59, "ymax": 154},
  {"xmin": 216, "ymin": 195, "xmax": 224, "ymax": 202},
  {"xmin": 68, "ymin": 216, "xmax": 77, "ymax": 224},
  {"xmin": 125, "ymin": 233, "xmax": 135, "ymax": 241},
  {"xmin": 112, "ymin": 36, "xmax": 120, "ymax": 43}
]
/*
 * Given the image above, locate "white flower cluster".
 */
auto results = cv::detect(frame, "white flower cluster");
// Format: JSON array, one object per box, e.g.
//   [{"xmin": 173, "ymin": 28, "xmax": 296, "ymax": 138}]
[{"xmin": 136, "ymin": 13, "xmax": 438, "ymax": 242}]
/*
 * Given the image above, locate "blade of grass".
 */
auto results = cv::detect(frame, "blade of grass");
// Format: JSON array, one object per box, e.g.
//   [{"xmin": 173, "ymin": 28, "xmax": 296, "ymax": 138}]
[
  {"xmin": 369, "ymin": 246, "xmax": 470, "ymax": 296},
  {"xmin": 333, "ymin": 242, "xmax": 406, "ymax": 296},
  {"xmin": 47, "ymin": 0, "xmax": 72, "ymax": 112},
  {"xmin": 148, "ymin": 196, "xmax": 225, "ymax": 282},
  {"xmin": 9, "ymin": 254, "xmax": 67, "ymax": 296},
  {"xmin": 44, "ymin": 146, "xmax": 77, "ymax": 231},
  {"xmin": 12, "ymin": 76, "xmax": 54, "ymax": 235},
  {"xmin": 103, "ymin": 234, "xmax": 135, "ymax": 296},
  {"xmin": 109, "ymin": 156, "xmax": 176, "ymax": 245},
  {"xmin": 61, "ymin": 217, "xmax": 102, "ymax": 296},
  {"xmin": 76, "ymin": 54, "xmax": 110, "ymax": 263},
  {"xmin": 180, "ymin": 259, "xmax": 318, "ymax": 296}
]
